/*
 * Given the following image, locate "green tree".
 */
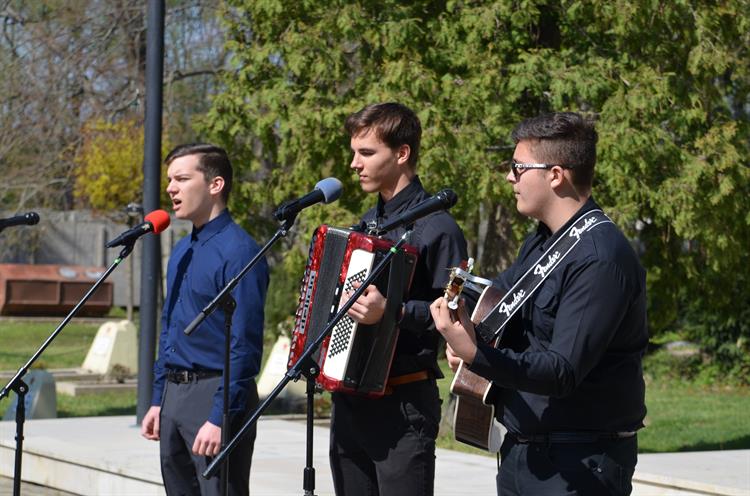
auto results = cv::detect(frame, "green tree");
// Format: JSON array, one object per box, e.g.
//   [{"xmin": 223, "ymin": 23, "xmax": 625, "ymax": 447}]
[{"xmin": 202, "ymin": 0, "xmax": 750, "ymax": 370}]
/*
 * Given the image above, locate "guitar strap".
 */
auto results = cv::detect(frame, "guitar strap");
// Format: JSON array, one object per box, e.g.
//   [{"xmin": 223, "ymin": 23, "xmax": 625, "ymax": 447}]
[{"xmin": 474, "ymin": 209, "xmax": 613, "ymax": 343}]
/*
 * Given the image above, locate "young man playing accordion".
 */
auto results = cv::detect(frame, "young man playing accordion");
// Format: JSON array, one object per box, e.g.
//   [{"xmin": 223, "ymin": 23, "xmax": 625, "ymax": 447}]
[{"xmin": 328, "ymin": 102, "xmax": 469, "ymax": 496}]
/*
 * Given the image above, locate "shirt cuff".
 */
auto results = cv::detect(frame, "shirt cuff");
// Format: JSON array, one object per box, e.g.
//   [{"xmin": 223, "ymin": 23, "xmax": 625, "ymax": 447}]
[
  {"xmin": 466, "ymin": 341, "xmax": 504, "ymax": 386},
  {"xmin": 150, "ymin": 386, "xmax": 164, "ymax": 407},
  {"xmin": 208, "ymin": 408, "xmax": 223, "ymax": 427},
  {"xmin": 398, "ymin": 300, "xmax": 430, "ymax": 336}
]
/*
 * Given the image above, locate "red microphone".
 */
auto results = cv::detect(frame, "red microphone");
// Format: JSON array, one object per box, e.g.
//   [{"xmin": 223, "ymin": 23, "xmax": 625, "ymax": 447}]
[{"xmin": 106, "ymin": 209, "xmax": 171, "ymax": 248}]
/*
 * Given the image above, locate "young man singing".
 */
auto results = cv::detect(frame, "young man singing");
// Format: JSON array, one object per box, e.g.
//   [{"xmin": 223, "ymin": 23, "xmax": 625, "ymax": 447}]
[{"xmin": 141, "ymin": 143, "xmax": 269, "ymax": 496}]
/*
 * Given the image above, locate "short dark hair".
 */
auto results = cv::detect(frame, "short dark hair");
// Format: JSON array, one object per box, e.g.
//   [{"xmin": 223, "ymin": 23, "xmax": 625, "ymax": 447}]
[
  {"xmin": 345, "ymin": 102, "xmax": 421, "ymax": 168},
  {"xmin": 164, "ymin": 143, "xmax": 233, "ymax": 202},
  {"xmin": 511, "ymin": 112, "xmax": 597, "ymax": 189}
]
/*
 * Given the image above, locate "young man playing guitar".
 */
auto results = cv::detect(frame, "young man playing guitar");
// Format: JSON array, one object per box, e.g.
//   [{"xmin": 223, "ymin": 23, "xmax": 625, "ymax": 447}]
[{"xmin": 431, "ymin": 112, "xmax": 648, "ymax": 496}]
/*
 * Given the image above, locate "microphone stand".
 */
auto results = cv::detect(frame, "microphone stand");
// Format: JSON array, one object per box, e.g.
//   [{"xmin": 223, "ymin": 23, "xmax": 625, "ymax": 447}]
[
  {"xmin": 183, "ymin": 215, "xmax": 295, "ymax": 337},
  {"xmin": 182, "ymin": 215, "xmax": 295, "ymax": 496},
  {"xmin": 202, "ymin": 230, "xmax": 413, "ymax": 496},
  {"xmin": 219, "ymin": 294, "xmax": 235, "ymax": 496},
  {"xmin": 0, "ymin": 242, "xmax": 136, "ymax": 496}
]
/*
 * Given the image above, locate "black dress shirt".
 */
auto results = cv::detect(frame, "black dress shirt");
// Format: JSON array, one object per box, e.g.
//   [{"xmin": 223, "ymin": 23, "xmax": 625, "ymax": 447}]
[
  {"xmin": 360, "ymin": 176, "xmax": 468, "ymax": 378},
  {"xmin": 468, "ymin": 197, "xmax": 648, "ymax": 434},
  {"xmin": 152, "ymin": 210, "xmax": 269, "ymax": 426}
]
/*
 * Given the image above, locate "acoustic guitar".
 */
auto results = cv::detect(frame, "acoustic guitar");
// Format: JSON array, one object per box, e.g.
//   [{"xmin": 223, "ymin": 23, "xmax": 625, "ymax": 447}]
[{"xmin": 442, "ymin": 261, "xmax": 506, "ymax": 453}]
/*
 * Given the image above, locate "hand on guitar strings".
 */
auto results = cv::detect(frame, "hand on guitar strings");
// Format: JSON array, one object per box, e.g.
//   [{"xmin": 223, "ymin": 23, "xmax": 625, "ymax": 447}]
[
  {"xmin": 430, "ymin": 296, "xmax": 478, "ymax": 370},
  {"xmin": 344, "ymin": 281, "xmax": 387, "ymax": 325}
]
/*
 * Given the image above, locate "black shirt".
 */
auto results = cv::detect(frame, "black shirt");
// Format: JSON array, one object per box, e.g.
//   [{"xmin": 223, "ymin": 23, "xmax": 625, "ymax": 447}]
[
  {"xmin": 468, "ymin": 197, "xmax": 648, "ymax": 434},
  {"xmin": 360, "ymin": 176, "xmax": 468, "ymax": 378}
]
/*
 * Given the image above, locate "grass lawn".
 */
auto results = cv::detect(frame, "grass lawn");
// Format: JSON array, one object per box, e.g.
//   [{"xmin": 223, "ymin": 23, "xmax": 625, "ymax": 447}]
[
  {"xmin": 434, "ymin": 359, "xmax": 750, "ymax": 455},
  {"xmin": 639, "ymin": 380, "xmax": 750, "ymax": 452},
  {"xmin": 0, "ymin": 320, "xmax": 101, "ymax": 370},
  {"xmin": 2, "ymin": 320, "xmax": 749, "ymax": 455},
  {"xmin": 0, "ymin": 320, "xmax": 137, "ymax": 418},
  {"xmin": 57, "ymin": 391, "xmax": 137, "ymax": 418}
]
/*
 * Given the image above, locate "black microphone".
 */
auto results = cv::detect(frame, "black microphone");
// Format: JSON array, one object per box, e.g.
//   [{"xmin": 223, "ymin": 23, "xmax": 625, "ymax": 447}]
[
  {"xmin": 0, "ymin": 212, "xmax": 40, "ymax": 230},
  {"xmin": 273, "ymin": 177, "xmax": 343, "ymax": 221},
  {"xmin": 105, "ymin": 209, "xmax": 171, "ymax": 248},
  {"xmin": 376, "ymin": 189, "xmax": 458, "ymax": 234}
]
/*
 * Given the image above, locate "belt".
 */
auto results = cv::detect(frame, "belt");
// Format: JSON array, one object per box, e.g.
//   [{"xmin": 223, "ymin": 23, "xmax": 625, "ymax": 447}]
[
  {"xmin": 166, "ymin": 369, "xmax": 222, "ymax": 384},
  {"xmin": 510, "ymin": 431, "xmax": 637, "ymax": 444},
  {"xmin": 384, "ymin": 370, "xmax": 431, "ymax": 394}
]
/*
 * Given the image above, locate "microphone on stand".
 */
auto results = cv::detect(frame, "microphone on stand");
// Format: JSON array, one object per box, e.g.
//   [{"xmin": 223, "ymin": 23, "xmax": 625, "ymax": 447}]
[
  {"xmin": 105, "ymin": 209, "xmax": 171, "ymax": 248},
  {"xmin": 375, "ymin": 189, "xmax": 458, "ymax": 234},
  {"xmin": 0, "ymin": 212, "xmax": 40, "ymax": 230},
  {"xmin": 273, "ymin": 178, "xmax": 343, "ymax": 222}
]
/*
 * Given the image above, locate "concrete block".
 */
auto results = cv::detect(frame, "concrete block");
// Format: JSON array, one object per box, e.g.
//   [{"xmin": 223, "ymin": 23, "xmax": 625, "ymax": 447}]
[
  {"xmin": 257, "ymin": 335, "xmax": 306, "ymax": 412},
  {"xmin": 2, "ymin": 369, "xmax": 56, "ymax": 420},
  {"xmin": 82, "ymin": 320, "xmax": 137, "ymax": 377}
]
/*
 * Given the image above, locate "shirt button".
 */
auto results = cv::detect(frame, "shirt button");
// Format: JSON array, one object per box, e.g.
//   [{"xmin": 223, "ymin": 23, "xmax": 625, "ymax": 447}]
[{"xmin": 171, "ymin": 348, "xmax": 175, "ymax": 352}]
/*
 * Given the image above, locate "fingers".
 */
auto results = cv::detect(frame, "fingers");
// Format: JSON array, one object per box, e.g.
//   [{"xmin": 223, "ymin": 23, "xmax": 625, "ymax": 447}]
[
  {"xmin": 346, "ymin": 301, "xmax": 367, "ymax": 322},
  {"xmin": 192, "ymin": 437, "xmax": 218, "ymax": 456},
  {"xmin": 344, "ymin": 285, "xmax": 385, "ymax": 325},
  {"xmin": 192, "ymin": 422, "xmax": 222, "ymax": 456},
  {"xmin": 446, "ymin": 344, "xmax": 462, "ymax": 372},
  {"xmin": 192, "ymin": 437, "xmax": 220, "ymax": 456},
  {"xmin": 140, "ymin": 407, "xmax": 160, "ymax": 441},
  {"xmin": 455, "ymin": 298, "xmax": 475, "ymax": 335},
  {"xmin": 152, "ymin": 412, "xmax": 160, "ymax": 440},
  {"xmin": 344, "ymin": 284, "xmax": 378, "ymax": 303},
  {"xmin": 430, "ymin": 297, "xmax": 455, "ymax": 333}
]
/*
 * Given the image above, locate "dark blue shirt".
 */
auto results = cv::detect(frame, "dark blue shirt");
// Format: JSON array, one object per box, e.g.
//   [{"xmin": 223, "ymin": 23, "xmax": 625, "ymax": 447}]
[
  {"xmin": 469, "ymin": 198, "xmax": 648, "ymax": 434},
  {"xmin": 151, "ymin": 210, "xmax": 269, "ymax": 426}
]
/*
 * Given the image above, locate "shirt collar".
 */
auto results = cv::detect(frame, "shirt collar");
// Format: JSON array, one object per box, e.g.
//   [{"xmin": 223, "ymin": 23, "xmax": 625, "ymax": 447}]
[
  {"xmin": 191, "ymin": 209, "xmax": 232, "ymax": 244},
  {"xmin": 538, "ymin": 196, "xmax": 600, "ymax": 249},
  {"xmin": 377, "ymin": 176, "xmax": 423, "ymax": 218}
]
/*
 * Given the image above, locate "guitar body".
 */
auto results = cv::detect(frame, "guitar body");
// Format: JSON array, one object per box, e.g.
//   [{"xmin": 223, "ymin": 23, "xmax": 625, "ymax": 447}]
[{"xmin": 449, "ymin": 286, "xmax": 506, "ymax": 452}]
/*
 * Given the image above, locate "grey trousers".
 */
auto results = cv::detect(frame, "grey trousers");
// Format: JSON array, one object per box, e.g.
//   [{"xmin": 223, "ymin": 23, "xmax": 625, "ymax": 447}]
[{"xmin": 159, "ymin": 376, "xmax": 258, "ymax": 496}]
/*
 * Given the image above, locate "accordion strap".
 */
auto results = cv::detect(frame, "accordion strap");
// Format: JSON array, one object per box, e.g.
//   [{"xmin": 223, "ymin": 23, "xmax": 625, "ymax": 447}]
[{"xmin": 474, "ymin": 209, "xmax": 613, "ymax": 343}]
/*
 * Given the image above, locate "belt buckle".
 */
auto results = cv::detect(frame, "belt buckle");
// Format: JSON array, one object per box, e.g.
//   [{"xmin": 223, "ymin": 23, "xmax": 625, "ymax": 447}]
[{"xmin": 171, "ymin": 370, "xmax": 190, "ymax": 383}]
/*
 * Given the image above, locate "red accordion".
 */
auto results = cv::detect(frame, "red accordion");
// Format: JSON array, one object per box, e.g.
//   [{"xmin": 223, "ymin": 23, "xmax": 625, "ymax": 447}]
[{"xmin": 287, "ymin": 225, "xmax": 418, "ymax": 397}]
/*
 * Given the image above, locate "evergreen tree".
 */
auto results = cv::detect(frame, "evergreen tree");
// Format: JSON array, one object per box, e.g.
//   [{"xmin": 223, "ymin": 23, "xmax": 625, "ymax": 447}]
[{"xmin": 201, "ymin": 0, "xmax": 750, "ymax": 366}]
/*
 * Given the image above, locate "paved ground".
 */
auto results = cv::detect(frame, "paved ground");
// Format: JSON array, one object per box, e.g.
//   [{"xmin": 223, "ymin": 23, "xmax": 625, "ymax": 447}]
[
  {"xmin": 0, "ymin": 476, "xmax": 77, "ymax": 495},
  {"xmin": 1, "ymin": 416, "xmax": 749, "ymax": 495}
]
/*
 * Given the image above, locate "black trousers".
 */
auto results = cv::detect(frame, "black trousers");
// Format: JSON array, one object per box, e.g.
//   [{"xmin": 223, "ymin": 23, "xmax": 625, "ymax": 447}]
[
  {"xmin": 159, "ymin": 376, "xmax": 259, "ymax": 496},
  {"xmin": 496, "ymin": 434, "xmax": 638, "ymax": 496},
  {"xmin": 329, "ymin": 379, "xmax": 441, "ymax": 496}
]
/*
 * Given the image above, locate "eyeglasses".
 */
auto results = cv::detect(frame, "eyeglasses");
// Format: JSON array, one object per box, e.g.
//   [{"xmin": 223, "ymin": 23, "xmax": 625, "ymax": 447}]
[
  {"xmin": 508, "ymin": 160, "xmax": 554, "ymax": 180},
  {"xmin": 509, "ymin": 160, "xmax": 571, "ymax": 180}
]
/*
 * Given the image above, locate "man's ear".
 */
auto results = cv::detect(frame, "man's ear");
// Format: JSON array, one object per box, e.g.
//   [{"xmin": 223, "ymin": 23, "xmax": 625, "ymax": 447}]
[
  {"xmin": 209, "ymin": 176, "xmax": 225, "ymax": 197},
  {"xmin": 396, "ymin": 144, "xmax": 411, "ymax": 166},
  {"xmin": 548, "ymin": 165, "xmax": 568, "ymax": 189}
]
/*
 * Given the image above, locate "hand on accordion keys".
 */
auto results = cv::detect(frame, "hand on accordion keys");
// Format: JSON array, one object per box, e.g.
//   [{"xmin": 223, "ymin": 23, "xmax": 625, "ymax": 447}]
[{"xmin": 343, "ymin": 281, "xmax": 387, "ymax": 325}]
